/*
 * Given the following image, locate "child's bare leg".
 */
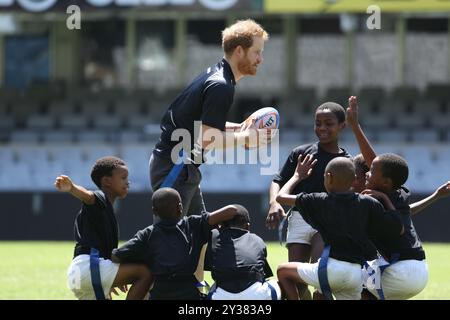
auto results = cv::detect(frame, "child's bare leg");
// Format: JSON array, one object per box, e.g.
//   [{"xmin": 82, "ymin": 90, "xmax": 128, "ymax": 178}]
[
  {"xmin": 194, "ymin": 244, "xmax": 207, "ymax": 283},
  {"xmin": 277, "ymin": 263, "xmax": 307, "ymax": 300},
  {"xmin": 361, "ymin": 289, "xmax": 377, "ymax": 300},
  {"xmin": 288, "ymin": 243, "xmax": 312, "ymax": 300},
  {"xmin": 112, "ymin": 264, "xmax": 153, "ymax": 300},
  {"xmin": 310, "ymin": 233, "xmax": 325, "ymax": 300}
]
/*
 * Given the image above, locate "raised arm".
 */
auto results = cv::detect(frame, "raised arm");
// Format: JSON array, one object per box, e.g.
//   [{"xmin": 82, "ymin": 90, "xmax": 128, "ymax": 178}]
[
  {"xmin": 54, "ymin": 175, "xmax": 96, "ymax": 205},
  {"xmin": 208, "ymin": 205, "xmax": 238, "ymax": 226},
  {"xmin": 410, "ymin": 181, "xmax": 450, "ymax": 215},
  {"xmin": 347, "ymin": 96, "xmax": 377, "ymax": 167},
  {"xmin": 276, "ymin": 154, "xmax": 317, "ymax": 207}
]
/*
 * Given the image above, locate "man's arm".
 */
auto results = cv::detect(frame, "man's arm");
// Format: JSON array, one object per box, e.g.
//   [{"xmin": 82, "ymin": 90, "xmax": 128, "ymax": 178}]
[
  {"xmin": 347, "ymin": 96, "xmax": 377, "ymax": 167},
  {"xmin": 200, "ymin": 123, "xmax": 270, "ymax": 150},
  {"xmin": 54, "ymin": 175, "xmax": 95, "ymax": 205},
  {"xmin": 208, "ymin": 205, "xmax": 238, "ymax": 226},
  {"xmin": 410, "ymin": 181, "xmax": 450, "ymax": 215},
  {"xmin": 225, "ymin": 121, "xmax": 242, "ymax": 132}
]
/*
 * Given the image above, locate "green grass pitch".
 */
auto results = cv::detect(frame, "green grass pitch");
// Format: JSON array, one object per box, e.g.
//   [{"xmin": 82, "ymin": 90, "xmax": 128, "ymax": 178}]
[{"xmin": 0, "ymin": 241, "xmax": 449, "ymax": 300}]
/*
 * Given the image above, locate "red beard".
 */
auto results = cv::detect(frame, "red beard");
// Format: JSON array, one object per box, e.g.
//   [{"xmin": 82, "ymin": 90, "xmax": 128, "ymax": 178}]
[{"xmin": 238, "ymin": 57, "xmax": 257, "ymax": 76}]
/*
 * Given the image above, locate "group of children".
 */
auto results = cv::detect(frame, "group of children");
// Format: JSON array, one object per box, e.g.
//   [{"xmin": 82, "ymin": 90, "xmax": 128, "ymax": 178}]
[
  {"xmin": 55, "ymin": 96, "xmax": 450, "ymax": 300},
  {"xmin": 57, "ymin": 162, "xmax": 279, "ymax": 300}
]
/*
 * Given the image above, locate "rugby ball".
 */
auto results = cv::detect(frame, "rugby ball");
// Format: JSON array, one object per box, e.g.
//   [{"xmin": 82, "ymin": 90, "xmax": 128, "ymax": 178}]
[
  {"xmin": 244, "ymin": 107, "xmax": 280, "ymax": 130},
  {"xmin": 243, "ymin": 107, "xmax": 279, "ymax": 148}
]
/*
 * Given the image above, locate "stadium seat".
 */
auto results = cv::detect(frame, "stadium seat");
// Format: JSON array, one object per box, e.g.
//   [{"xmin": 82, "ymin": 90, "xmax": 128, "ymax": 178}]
[
  {"xmin": 0, "ymin": 116, "xmax": 15, "ymax": 131},
  {"xmin": 324, "ymin": 87, "xmax": 351, "ymax": 106},
  {"xmin": 0, "ymin": 162, "xmax": 30, "ymax": 190},
  {"xmin": 15, "ymin": 145, "xmax": 49, "ymax": 166},
  {"xmin": 115, "ymin": 98, "xmax": 142, "ymax": 117},
  {"xmin": 76, "ymin": 131, "xmax": 110, "ymax": 143},
  {"xmin": 410, "ymin": 129, "xmax": 440, "ymax": 143},
  {"xmin": 41, "ymin": 130, "xmax": 75, "ymax": 144},
  {"xmin": 362, "ymin": 113, "xmax": 391, "ymax": 130},
  {"xmin": 92, "ymin": 115, "xmax": 123, "ymax": 130},
  {"xmin": 59, "ymin": 114, "xmax": 90, "ymax": 130},
  {"xmin": 126, "ymin": 114, "xmax": 154, "ymax": 129},
  {"xmin": 395, "ymin": 113, "xmax": 426, "ymax": 129},
  {"xmin": 117, "ymin": 130, "xmax": 143, "ymax": 143},
  {"xmin": 425, "ymin": 83, "xmax": 450, "ymax": 105},
  {"xmin": 26, "ymin": 114, "xmax": 56, "ymax": 130},
  {"xmin": 48, "ymin": 100, "xmax": 75, "ymax": 117},
  {"xmin": 0, "ymin": 146, "xmax": 16, "ymax": 165},
  {"xmin": 429, "ymin": 113, "xmax": 450, "ymax": 129},
  {"xmin": 10, "ymin": 130, "xmax": 41, "ymax": 143},
  {"xmin": 79, "ymin": 99, "xmax": 110, "ymax": 117}
]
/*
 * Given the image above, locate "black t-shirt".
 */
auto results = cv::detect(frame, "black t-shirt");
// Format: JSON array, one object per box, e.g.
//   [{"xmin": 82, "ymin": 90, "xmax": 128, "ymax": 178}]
[
  {"xmin": 372, "ymin": 187, "xmax": 426, "ymax": 262},
  {"xmin": 274, "ymin": 142, "xmax": 351, "ymax": 196},
  {"xmin": 205, "ymin": 227, "xmax": 273, "ymax": 293},
  {"xmin": 295, "ymin": 192, "xmax": 403, "ymax": 265},
  {"xmin": 112, "ymin": 213, "xmax": 212, "ymax": 299},
  {"xmin": 154, "ymin": 58, "xmax": 236, "ymax": 163},
  {"xmin": 73, "ymin": 190, "xmax": 119, "ymax": 260}
]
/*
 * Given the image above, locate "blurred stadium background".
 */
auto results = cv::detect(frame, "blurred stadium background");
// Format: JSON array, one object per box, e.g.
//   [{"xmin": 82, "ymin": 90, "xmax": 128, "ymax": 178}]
[{"xmin": 0, "ymin": 0, "xmax": 449, "ymax": 271}]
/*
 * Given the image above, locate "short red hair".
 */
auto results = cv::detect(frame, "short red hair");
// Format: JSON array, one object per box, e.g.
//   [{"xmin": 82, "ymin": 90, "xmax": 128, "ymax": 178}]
[{"xmin": 222, "ymin": 19, "xmax": 269, "ymax": 57}]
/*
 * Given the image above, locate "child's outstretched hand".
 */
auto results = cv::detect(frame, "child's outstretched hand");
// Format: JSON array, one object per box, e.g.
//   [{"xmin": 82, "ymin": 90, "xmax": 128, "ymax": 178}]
[
  {"xmin": 435, "ymin": 181, "xmax": 450, "ymax": 200},
  {"xmin": 54, "ymin": 175, "xmax": 73, "ymax": 192},
  {"xmin": 346, "ymin": 96, "xmax": 359, "ymax": 127},
  {"xmin": 295, "ymin": 154, "xmax": 317, "ymax": 180}
]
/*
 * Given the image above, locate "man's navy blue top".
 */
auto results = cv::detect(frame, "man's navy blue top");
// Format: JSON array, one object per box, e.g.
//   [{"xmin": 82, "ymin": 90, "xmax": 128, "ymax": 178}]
[
  {"xmin": 295, "ymin": 192, "xmax": 403, "ymax": 265},
  {"xmin": 274, "ymin": 142, "xmax": 351, "ymax": 197},
  {"xmin": 372, "ymin": 187, "xmax": 426, "ymax": 262},
  {"xmin": 73, "ymin": 190, "xmax": 119, "ymax": 260},
  {"xmin": 154, "ymin": 58, "xmax": 236, "ymax": 163},
  {"xmin": 205, "ymin": 227, "xmax": 273, "ymax": 293}
]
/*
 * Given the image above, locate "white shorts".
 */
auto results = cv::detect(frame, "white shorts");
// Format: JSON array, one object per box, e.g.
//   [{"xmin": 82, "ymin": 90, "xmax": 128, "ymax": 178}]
[
  {"xmin": 286, "ymin": 210, "xmax": 318, "ymax": 245},
  {"xmin": 296, "ymin": 257, "xmax": 363, "ymax": 300},
  {"xmin": 210, "ymin": 280, "xmax": 282, "ymax": 300},
  {"xmin": 67, "ymin": 254, "xmax": 120, "ymax": 300},
  {"xmin": 364, "ymin": 257, "xmax": 428, "ymax": 300}
]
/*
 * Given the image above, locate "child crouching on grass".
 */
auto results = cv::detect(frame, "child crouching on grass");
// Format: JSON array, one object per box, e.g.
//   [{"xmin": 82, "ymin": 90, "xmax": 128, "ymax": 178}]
[{"xmin": 55, "ymin": 156, "xmax": 152, "ymax": 300}]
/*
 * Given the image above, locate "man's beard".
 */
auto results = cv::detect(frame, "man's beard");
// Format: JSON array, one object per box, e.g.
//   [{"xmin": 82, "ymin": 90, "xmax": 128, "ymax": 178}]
[{"xmin": 238, "ymin": 57, "xmax": 257, "ymax": 76}]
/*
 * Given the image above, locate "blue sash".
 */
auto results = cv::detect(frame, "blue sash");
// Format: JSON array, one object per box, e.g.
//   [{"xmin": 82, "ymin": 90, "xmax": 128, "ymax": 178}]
[
  {"xmin": 160, "ymin": 150, "xmax": 185, "ymax": 188},
  {"xmin": 318, "ymin": 245, "xmax": 333, "ymax": 300},
  {"xmin": 206, "ymin": 283, "xmax": 217, "ymax": 300},
  {"xmin": 266, "ymin": 281, "xmax": 279, "ymax": 300},
  {"xmin": 376, "ymin": 253, "xmax": 400, "ymax": 300},
  {"xmin": 89, "ymin": 248, "xmax": 105, "ymax": 300}
]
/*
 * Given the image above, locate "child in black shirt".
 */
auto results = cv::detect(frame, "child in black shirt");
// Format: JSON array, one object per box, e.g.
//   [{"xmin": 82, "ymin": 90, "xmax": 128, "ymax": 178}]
[
  {"xmin": 56, "ymin": 156, "xmax": 152, "ymax": 300},
  {"xmin": 205, "ymin": 205, "xmax": 281, "ymax": 300},
  {"xmin": 111, "ymin": 187, "xmax": 238, "ymax": 300},
  {"xmin": 276, "ymin": 157, "xmax": 403, "ymax": 300},
  {"xmin": 267, "ymin": 102, "xmax": 350, "ymax": 299},
  {"xmin": 347, "ymin": 96, "xmax": 449, "ymax": 299}
]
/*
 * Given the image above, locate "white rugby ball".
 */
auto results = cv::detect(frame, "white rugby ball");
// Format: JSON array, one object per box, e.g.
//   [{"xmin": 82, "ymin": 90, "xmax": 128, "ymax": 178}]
[
  {"xmin": 243, "ymin": 107, "xmax": 279, "ymax": 148},
  {"xmin": 245, "ymin": 107, "xmax": 280, "ymax": 129}
]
